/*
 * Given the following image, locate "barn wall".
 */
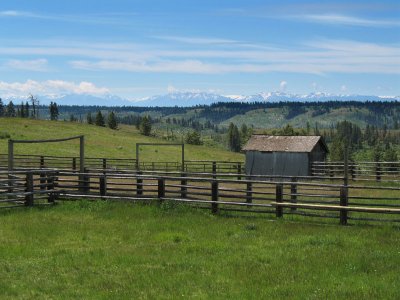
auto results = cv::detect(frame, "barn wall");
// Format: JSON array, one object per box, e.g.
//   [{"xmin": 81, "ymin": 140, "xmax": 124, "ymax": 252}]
[
  {"xmin": 309, "ymin": 142, "xmax": 327, "ymax": 162},
  {"xmin": 245, "ymin": 151, "xmax": 309, "ymax": 177}
]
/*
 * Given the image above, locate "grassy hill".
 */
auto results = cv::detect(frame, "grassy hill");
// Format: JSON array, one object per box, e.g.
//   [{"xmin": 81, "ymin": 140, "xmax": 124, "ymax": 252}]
[{"xmin": 0, "ymin": 118, "xmax": 243, "ymax": 162}]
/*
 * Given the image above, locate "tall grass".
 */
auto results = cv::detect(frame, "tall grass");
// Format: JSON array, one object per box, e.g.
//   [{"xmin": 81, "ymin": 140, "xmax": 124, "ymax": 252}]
[{"xmin": 0, "ymin": 201, "xmax": 399, "ymax": 298}]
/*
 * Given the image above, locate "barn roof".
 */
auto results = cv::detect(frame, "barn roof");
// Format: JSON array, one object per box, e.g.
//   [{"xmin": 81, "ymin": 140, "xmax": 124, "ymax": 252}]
[{"xmin": 242, "ymin": 135, "xmax": 328, "ymax": 153}]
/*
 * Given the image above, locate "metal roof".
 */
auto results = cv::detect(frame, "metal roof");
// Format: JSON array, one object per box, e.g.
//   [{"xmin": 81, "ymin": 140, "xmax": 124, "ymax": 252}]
[{"xmin": 242, "ymin": 135, "xmax": 327, "ymax": 153}]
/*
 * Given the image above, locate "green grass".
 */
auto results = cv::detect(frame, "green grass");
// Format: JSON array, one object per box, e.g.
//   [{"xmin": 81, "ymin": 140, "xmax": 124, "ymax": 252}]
[
  {"xmin": 1, "ymin": 201, "xmax": 400, "ymax": 299},
  {"xmin": 0, "ymin": 118, "xmax": 243, "ymax": 162}
]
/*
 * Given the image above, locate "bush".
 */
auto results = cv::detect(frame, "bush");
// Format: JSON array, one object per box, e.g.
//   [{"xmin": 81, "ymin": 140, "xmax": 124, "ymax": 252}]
[{"xmin": 185, "ymin": 131, "xmax": 203, "ymax": 145}]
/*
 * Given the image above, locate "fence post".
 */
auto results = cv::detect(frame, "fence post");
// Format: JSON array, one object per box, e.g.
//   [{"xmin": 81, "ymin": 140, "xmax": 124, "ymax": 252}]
[
  {"xmin": 83, "ymin": 167, "xmax": 90, "ymax": 193},
  {"xmin": 237, "ymin": 162, "xmax": 242, "ymax": 180},
  {"xmin": 212, "ymin": 161, "xmax": 217, "ymax": 179},
  {"xmin": 350, "ymin": 162, "xmax": 356, "ymax": 181},
  {"xmin": 99, "ymin": 175, "xmax": 107, "ymax": 196},
  {"xmin": 376, "ymin": 162, "xmax": 381, "ymax": 182},
  {"xmin": 344, "ymin": 147, "xmax": 349, "ymax": 186},
  {"xmin": 40, "ymin": 172, "xmax": 46, "ymax": 191},
  {"xmin": 246, "ymin": 181, "xmax": 252, "ymax": 207},
  {"xmin": 136, "ymin": 171, "xmax": 143, "ymax": 196},
  {"xmin": 72, "ymin": 157, "xmax": 76, "ymax": 171},
  {"xmin": 180, "ymin": 172, "xmax": 187, "ymax": 199},
  {"xmin": 211, "ymin": 180, "xmax": 219, "ymax": 214},
  {"xmin": 275, "ymin": 184, "xmax": 283, "ymax": 218},
  {"xmin": 290, "ymin": 178, "xmax": 297, "ymax": 211},
  {"xmin": 340, "ymin": 186, "xmax": 348, "ymax": 225},
  {"xmin": 102, "ymin": 158, "xmax": 107, "ymax": 172},
  {"xmin": 40, "ymin": 156, "xmax": 45, "ymax": 169},
  {"xmin": 329, "ymin": 165, "xmax": 334, "ymax": 178},
  {"xmin": 25, "ymin": 172, "xmax": 34, "ymax": 206},
  {"xmin": 47, "ymin": 171, "xmax": 55, "ymax": 203},
  {"xmin": 158, "ymin": 178, "xmax": 165, "ymax": 202}
]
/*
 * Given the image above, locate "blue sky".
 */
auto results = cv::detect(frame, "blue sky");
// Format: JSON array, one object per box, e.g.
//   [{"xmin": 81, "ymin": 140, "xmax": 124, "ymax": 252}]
[{"xmin": 0, "ymin": 0, "xmax": 399, "ymax": 100}]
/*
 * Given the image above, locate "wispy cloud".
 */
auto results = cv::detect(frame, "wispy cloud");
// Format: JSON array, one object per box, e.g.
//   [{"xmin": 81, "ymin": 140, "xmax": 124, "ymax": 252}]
[
  {"xmin": 0, "ymin": 79, "xmax": 109, "ymax": 97},
  {"xmin": 153, "ymin": 35, "xmax": 239, "ymax": 45},
  {"xmin": 1, "ymin": 38, "xmax": 399, "ymax": 75},
  {"xmin": 298, "ymin": 14, "xmax": 400, "ymax": 27},
  {"xmin": 5, "ymin": 58, "xmax": 49, "ymax": 71},
  {"xmin": 0, "ymin": 10, "xmax": 136, "ymax": 25}
]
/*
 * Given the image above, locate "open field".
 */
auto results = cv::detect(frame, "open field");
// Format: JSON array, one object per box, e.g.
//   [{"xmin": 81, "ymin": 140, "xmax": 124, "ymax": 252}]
[
  {"xmin": 1, "ymin": 201, "xmax": 400, "ymax": 299},
  {"xmin": 0, "ymin": 118, "xmax": 243, "ymax": 162}
]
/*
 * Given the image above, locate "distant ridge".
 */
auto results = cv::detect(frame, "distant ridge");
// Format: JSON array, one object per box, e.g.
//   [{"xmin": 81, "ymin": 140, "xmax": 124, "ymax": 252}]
[{"xmin": 2, "ymin": 91, "xmax": 399, "ymax": 107}]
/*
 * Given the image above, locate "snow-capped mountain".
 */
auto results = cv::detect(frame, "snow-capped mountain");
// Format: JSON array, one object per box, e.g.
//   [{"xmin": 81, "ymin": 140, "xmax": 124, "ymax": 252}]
[
  {"xmin": 2, "ymin": 91, "xmax": 398, "ymax": 107},
  {"xmin": 225, "ymin": 92, "xmax": 400, "ymax": 103},
  {"xmin": 132, "ymin": 91, "xmax": 232, "ymax": 107}
]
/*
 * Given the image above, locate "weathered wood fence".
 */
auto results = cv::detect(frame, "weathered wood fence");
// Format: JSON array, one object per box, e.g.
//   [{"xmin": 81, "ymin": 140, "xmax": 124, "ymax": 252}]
[
  {"xmin": 0, "ymin": 154, "xmax": 243, "ymax": 175},
  {"xmin": 312, "ymin": 161, "xmax": 400, "ymax": 182},
  {"xmin": 2, "ymin": 169, "xmax": 400, "ymax": 225}
]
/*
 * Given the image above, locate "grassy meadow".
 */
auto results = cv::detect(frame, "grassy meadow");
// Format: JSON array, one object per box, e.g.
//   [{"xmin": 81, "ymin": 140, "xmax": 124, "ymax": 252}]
[
  {"xmin": 0, "ymin": 201, "xmax": 399, "ymax": 299},
  {"xmin": 0, "ymin": 118, "xmax": 243, "ymax": 162}
]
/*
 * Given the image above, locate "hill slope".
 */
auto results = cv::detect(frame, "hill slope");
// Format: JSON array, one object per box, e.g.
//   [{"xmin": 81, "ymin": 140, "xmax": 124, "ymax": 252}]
[{"xmin": 0, "ymin": 118, "xmax": 243, "ymax": 162}]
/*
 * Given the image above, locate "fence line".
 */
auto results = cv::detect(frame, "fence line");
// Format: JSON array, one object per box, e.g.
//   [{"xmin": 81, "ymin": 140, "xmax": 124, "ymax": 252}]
[
  {"xmin": 1, "ymin": 168, "xmax": 399, "ymax": 225},
  {"xmin": 0, "ymin": 153, "xmax": 243, "ymax": 174}
]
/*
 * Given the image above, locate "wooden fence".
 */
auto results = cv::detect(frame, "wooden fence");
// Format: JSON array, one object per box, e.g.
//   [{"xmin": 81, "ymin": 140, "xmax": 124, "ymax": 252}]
[
  {"xmin": 1, "ymin": 168, "xmax": 400, "ymax": 225},
  {"xmin": 0, "ymin": 154, "xmax": 243, "ymax": 174},
  {"xmin": 312, "ymin": 161, "xmax": 400, "ymax": 182}
]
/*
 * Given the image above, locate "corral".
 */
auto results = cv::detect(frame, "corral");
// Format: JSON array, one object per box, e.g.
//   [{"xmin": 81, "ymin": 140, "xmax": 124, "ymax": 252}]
[{"xmin": 1, "ymin": 136, "xmax": 399, "ymax": 226}]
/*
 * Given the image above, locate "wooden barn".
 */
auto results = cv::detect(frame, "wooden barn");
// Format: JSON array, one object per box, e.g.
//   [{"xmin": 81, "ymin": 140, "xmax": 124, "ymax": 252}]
[{"xmin": 242, "ymin": 135, "xmax": 328, "ymax": 177}]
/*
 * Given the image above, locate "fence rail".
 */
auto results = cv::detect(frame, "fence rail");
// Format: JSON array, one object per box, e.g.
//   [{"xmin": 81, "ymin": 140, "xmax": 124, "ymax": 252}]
[
  {"xmin": 312, "ymin": 161, "xmax": 400, "ymax": 182},
  {"xmin": 1, "ymin": 168, "xmax": 399, "ymax": 225},
  {"xmin": 0, "ymin": 154, "xmax": 243, "ymax": 175}
]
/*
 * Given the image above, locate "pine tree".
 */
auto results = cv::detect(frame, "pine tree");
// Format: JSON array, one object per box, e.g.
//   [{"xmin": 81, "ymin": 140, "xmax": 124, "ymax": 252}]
[
  {"xmin": 19, "ymin": 102, "xmax": 25, "ymax": 118},
  {"xmin": 6, "ymin": 101, "xmax": 16, "ymax": 117},
  {"xmin": 24, "ymin": 101, "xmax": 29, "ymax": 118},
  {"xmin": 87, "ymin": 112, "xmax": 93, "ymax": 124},
  {"xmin": 107, "ymin": 111, "xmax": 118, "ymax": 129},
  {"xmin": 49, "ymin": 102, "xmax": 59, "ymax": 120},
  {"xmin": 227, "ymin": 123, "xmax": 241, "ymax": 152},
  {"xmin": 95, "ymin": 111, "xmax": 105, "ymax": 127},
  {"xmin": 139, "ymin": 115, "xmax": 152, "ymax": 136},
  {"xmin": 185, "ymin": 130, "xmax": 202, "ymax": 145},
  {"xmin": 0, "ymin": 98, "xmax": 4, "ymax": 117}
]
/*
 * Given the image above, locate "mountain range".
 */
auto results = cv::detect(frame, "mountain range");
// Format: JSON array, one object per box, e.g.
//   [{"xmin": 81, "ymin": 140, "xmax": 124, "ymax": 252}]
[{"xmin": 3, "ymin": 91, "xmax": 399, "ymax": 107}]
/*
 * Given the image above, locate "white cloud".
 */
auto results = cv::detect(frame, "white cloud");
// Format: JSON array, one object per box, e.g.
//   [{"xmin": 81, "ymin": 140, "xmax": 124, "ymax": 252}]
[
  {"xmin": 0, "ymin": 79, "xmax": 109, "ymax": 97},
  {"xmin": 6, "ymin": 58, "xmax": 49, "ymax": 71},
  {"xmin": 341, "ymin": 85, "xmax": 347, "ymax": 92},
  {"xmin": 280, "ymin": 81, "xmax": 287, "ymax": 91},
  {"xmin": 297, "ymin": 14, "xmax": 400, "ymax": 27},
  {"xmin": 0, "ymin": 38, "xmax": 398, "ymax": 75}
]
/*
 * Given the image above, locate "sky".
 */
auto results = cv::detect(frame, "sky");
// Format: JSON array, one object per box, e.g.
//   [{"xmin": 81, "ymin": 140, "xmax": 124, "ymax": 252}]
[{"xmin": 0, "ymin": 0, "xmax": 399, "ymax": 100}]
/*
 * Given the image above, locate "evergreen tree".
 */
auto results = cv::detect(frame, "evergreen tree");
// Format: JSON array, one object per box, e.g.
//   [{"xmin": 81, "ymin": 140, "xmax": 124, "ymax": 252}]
[
  {"xmin": 139, "ymin": 115, "xmax": 152, "ymax": 136},
  {"xmin": 49, "ymin": 102, "xmax": 59, "ymax": 120},
  {"xmin": 329, "ymin": 137, "xmax": 345, "ymax": 161},
  {"xmin": 87, "ymin": 112, "xmax": 93, "ymax": 124},
  {"xmin": 0, "ymin": 98, "xmax": 4, "ymax": 117},
  {"xmin": 372, "ymin": 145, "xmax": 383, "ymax": 162},
  {"xmin": 95, "ymin": 111, "xmax": 105, "ymax": 127},
  {"xmin": 24, "ymin": 101, "xmax": 29, "ymax": 118},
  {"xmin": 227, "ymin": 123, "xmax": 241, "ymax": 152},
  {"xmin": 185, "ymin": 130, "xmax": 203, "ymax": 145},
  {"xmin": 6, "ymin": 101, "xmax": 16, "ymax": 117},
  {"xmin": 19, "ymin": 101, "xmax": 25, "ymax": 118},
  {"xmin": 107, "ymin": 111, "xmax": 118, "ymax": 129}
]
